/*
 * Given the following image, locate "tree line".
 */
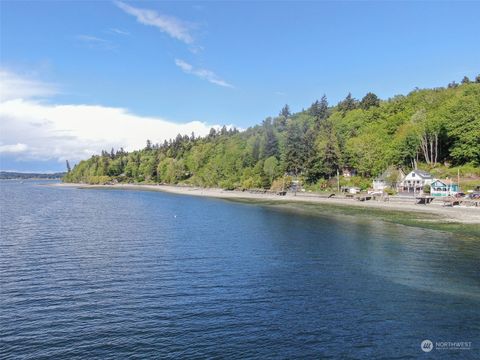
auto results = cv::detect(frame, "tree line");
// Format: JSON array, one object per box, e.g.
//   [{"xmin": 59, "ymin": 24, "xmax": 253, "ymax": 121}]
[{"xmin": 64, "ymin": 77, "xmax": 480, "ymax": 189}]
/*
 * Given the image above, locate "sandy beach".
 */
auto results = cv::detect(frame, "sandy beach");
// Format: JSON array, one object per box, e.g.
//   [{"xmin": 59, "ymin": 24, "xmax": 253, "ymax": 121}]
[{"xmin": 53, "ymin": 183, "xmax": 480, "ymax": 224}]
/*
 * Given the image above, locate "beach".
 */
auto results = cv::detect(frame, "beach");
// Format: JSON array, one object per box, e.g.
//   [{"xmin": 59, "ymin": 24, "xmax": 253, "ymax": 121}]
[{"xmin": 53, "ymin": 183, "xmax": 480, "ymax": 225}]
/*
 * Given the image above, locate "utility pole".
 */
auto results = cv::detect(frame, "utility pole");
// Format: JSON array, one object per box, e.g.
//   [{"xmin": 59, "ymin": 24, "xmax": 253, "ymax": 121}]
[
  {"xmin": 457, "ymin": 168, "xmax": 460, "ymax": 192},
  {"xmin": 337, "ymin": 169, "xmax": 340, "ymax": 193}
]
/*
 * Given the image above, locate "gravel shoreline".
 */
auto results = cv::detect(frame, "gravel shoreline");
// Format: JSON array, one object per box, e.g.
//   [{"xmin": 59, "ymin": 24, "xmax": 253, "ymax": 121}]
[{"xmin": 52, "ymin": 183, "xmax": 480, "ymax": 224}]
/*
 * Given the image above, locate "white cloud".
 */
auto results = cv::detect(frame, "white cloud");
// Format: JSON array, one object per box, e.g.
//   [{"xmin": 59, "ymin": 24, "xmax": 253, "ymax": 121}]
[
  {"xmin": 109, "ymin": 28, "xmax": 130, "ymax": 36},
  {"xmin": 76, "ymin": 35, "xmax": 116, "ymax": 50},
  {"xmin": 76, "ymin": 35, "xmax": 108, "ymax": 43},
  {"xmin": 0, "ymin": 70, "xmax": 58, "ymax": 101},
  {"xmin": 0, "ymin": 99, "xmax": 223, "ymax": 163},
  {"xmin": 115, "ymin": 1, "xmax": 194, "ymax": 44},
  {"xmin": 175, "ymin": 59, "xmax": 234, "ymax": 88},
  {"xmin": 0, "ymin": 70, "xmax": 227, "ymax": 164},
  {"xmin": 0, "ymin": 143, "xmax": 28, "ymax": 154}
]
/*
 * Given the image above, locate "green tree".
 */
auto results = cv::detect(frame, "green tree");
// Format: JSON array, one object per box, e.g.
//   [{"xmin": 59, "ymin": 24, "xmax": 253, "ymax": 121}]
[
  {"xmin": 309, "ymin": 95, "xmax": 329, "ymax": 125},
  {"xmin": 263, "ymin": 126, "xmax": 279, "ymax": 158},
  {"xmin": 315, "ymin": 119, "xmax": 341, "ymax": 178},
  {"xmin": 145, "ymin": 139, "xmax": 152, "ymax": 151},
  {"xmin": 263, "ymin": 156, "xmax": 279, "ymax": 184},
  {"xmin": 337, "ymin": 93, "xmax": 358, "ymax": 113},
  {"xmin": 64, "ymin": 83, "xmax": 480, "ymax": 188},
  {"xmin": 284, "ymin": 121, "xmax": 305, "ymax": 175},
  {"xmin": 280, "ymin": 104, "xmax": 291, "ymax": 118},
  {"xmin": 360, "ymin": 92, "xmax": 380, "ymax": 110}
]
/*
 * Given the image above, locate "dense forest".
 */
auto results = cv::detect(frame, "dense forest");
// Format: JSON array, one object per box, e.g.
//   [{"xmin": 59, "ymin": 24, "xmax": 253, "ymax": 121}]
[
  {"xmin": 0, "ymin": 172, "xmax": 65, "ymax": 180},
  {"xmin": 64, "ymin": 77, "xmax": 480, "ymax": 191}
]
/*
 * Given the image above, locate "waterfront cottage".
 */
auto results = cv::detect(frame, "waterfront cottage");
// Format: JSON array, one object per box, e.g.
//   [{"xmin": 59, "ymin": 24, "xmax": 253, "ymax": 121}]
[
  {"xmin": 373, "ymin": 167, "xmax": 405, "ymax": 192},
  {"xmin": 398, "ymin": 170, "xmax": 434, "ymax": 194},
  {"xmin": 430, "ymin": 179, "xmax": 459, "ymax": 197}
]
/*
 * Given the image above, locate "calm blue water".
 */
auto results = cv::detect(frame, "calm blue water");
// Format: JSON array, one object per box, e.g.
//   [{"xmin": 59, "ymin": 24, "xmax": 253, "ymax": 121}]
[{"xmin": 1, "ymin": 181, "xmax": 479, "ymax": 359}]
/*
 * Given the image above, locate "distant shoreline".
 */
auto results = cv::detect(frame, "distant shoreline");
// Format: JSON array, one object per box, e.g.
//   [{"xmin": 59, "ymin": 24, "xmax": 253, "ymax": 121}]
[
  {"xmin": 1, "ymin": 178, "xmax": 62, "ymax": 181},
  {"xmin": 52, "ymin": 183, "xmax": 480, "ymax": 226}
]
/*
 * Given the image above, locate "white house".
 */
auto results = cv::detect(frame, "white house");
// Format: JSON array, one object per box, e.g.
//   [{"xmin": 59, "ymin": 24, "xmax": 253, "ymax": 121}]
[{"xmin": 399, "ymin": 170, "xmax": 434, "ymax": 194}]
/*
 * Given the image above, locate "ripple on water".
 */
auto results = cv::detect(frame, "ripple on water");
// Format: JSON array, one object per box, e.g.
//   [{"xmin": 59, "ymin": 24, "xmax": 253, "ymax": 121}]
[{"xmin": 1, "ymin": 181, "xmax": 479, "ymax": 359}]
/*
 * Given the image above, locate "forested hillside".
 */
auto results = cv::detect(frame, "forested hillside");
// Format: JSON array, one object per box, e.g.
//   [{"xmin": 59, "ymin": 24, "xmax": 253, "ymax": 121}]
[{"xmin": 64, "ymin": 78, "xmax": 480, "ymax": 190}]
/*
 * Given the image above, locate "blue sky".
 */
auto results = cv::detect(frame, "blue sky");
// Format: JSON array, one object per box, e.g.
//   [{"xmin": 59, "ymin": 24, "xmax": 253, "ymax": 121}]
[{"xmin": 1, "ymin": 1, "xmax": 479, "ymax": 172}]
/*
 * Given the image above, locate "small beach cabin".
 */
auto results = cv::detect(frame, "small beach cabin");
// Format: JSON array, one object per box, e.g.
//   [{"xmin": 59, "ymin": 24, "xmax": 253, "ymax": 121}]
[
  {"xmin": 430, "ymin": 180, "xmax": 459, "ymax": 197},
  {"xmin": 398, "ymin": 170, "xmax": 434, "ymax": 194}
]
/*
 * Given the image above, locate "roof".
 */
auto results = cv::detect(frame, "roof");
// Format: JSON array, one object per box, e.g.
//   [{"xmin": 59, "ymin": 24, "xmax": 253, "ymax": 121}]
[
  {"xmin": 431, "ymin": 179, "xmax": 447, "ymax": 186},
  {"xmin": 411, "ymin": 169, "xmax": 433, "ymax": 179},
  {"xmin": 432, "ymin": 179, "xmax": 457, "ymax": 186}
]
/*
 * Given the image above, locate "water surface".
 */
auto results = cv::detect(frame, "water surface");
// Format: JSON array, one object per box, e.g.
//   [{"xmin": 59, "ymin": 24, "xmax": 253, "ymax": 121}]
[{"xmin": 1, "ymin": 181, "xmax": 479, "ymax": 359}]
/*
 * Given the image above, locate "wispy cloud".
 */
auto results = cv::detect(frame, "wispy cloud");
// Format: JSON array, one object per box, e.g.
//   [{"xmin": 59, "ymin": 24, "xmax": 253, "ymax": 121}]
[
  {"xmin": 0, "ymin": 69, "xmax": 58, "ymax": 101},
  {"xmin": 115, "ymin": 1, "xmax": 194, "ymax": 44},
  {"xmin": 109, "ymin": 28, "xmax": 130, "ymax": 36},
  {"xmin": 77, "ymin": 35, "xmax": 108, "ymax": 43},
  {"xmin": 175, "ymin": 59, "xmax": 233, "ymax": 88},
  {"xmin": 76, "ymin": 34, "xmax": 116, "ymax": 50}
]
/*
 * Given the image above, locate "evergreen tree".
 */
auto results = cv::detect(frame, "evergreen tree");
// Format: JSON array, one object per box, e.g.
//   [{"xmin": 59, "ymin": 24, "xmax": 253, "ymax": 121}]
[
  {"xmin": 318, "ymin": 94, "xmax": 329, "ymax": 120},
  {"xmin": 309, "ymin": 100, "xmax": 320, "ymax": 117},
  {"xmin": 309, "ymin": 95, "xmax": 329, "ymax": 119},
  {"xmin": 284, "ymin": 121, "xmax": 305, "ymax": 175},
  {"xmin": 461, "ymin": 76, "xmax": 471, "ymax": 84},
  {"xmin": 220, "ymin": 125, "xmax": 228, "ymax": 136},
  {"xmin": 273, "ymin": 116, "xmax": 287, "ymax": 131},
  {"xmin": 251, "ymin": 136, "xmax": 261, "ymax": 162},
  {"xmin": 317, "ymin": 119, "xmax": 341, "ymax": 177},
  {"xmin": 360, "ymin": 92, "xmax": 380, "ymax": 110},
  {"xmin": 66, "ymin": 160, "xmax": 71, "ymax": 173},
  {"xmin": 263, "ymin": 127, "xmax": 279, "ymax": 158},
  {"xmin": 280, "ymin": 104, "xmax": 291, "ymax": 118},
  {"xmin": 337, "ymin": 93, "xmax": 358, "ymax": 113},
  {"xmin": 145, "ymin": 139, "xmax": 152, "ymax": 150},
  {"xmin": 303, "ymin": 128, "xmax": 320, "ymax": 182}
]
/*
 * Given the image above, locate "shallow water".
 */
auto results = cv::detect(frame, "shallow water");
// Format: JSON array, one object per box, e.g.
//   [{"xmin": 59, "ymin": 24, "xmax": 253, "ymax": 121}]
[{"xmin": 1, "ymin": 181, "xmax": 479, "ymax": 359}]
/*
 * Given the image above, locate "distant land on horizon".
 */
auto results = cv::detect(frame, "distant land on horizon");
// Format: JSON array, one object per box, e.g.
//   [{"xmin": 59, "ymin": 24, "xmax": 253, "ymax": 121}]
[{"xmin": 0, "ymin": 171, "xmax": 66, "ymax": 180}]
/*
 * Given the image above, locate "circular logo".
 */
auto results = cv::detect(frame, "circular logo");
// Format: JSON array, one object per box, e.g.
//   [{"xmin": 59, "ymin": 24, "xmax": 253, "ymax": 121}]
[{"xmin": 421, "ymin": 340, "xmax": 433, "ymax": 352}]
